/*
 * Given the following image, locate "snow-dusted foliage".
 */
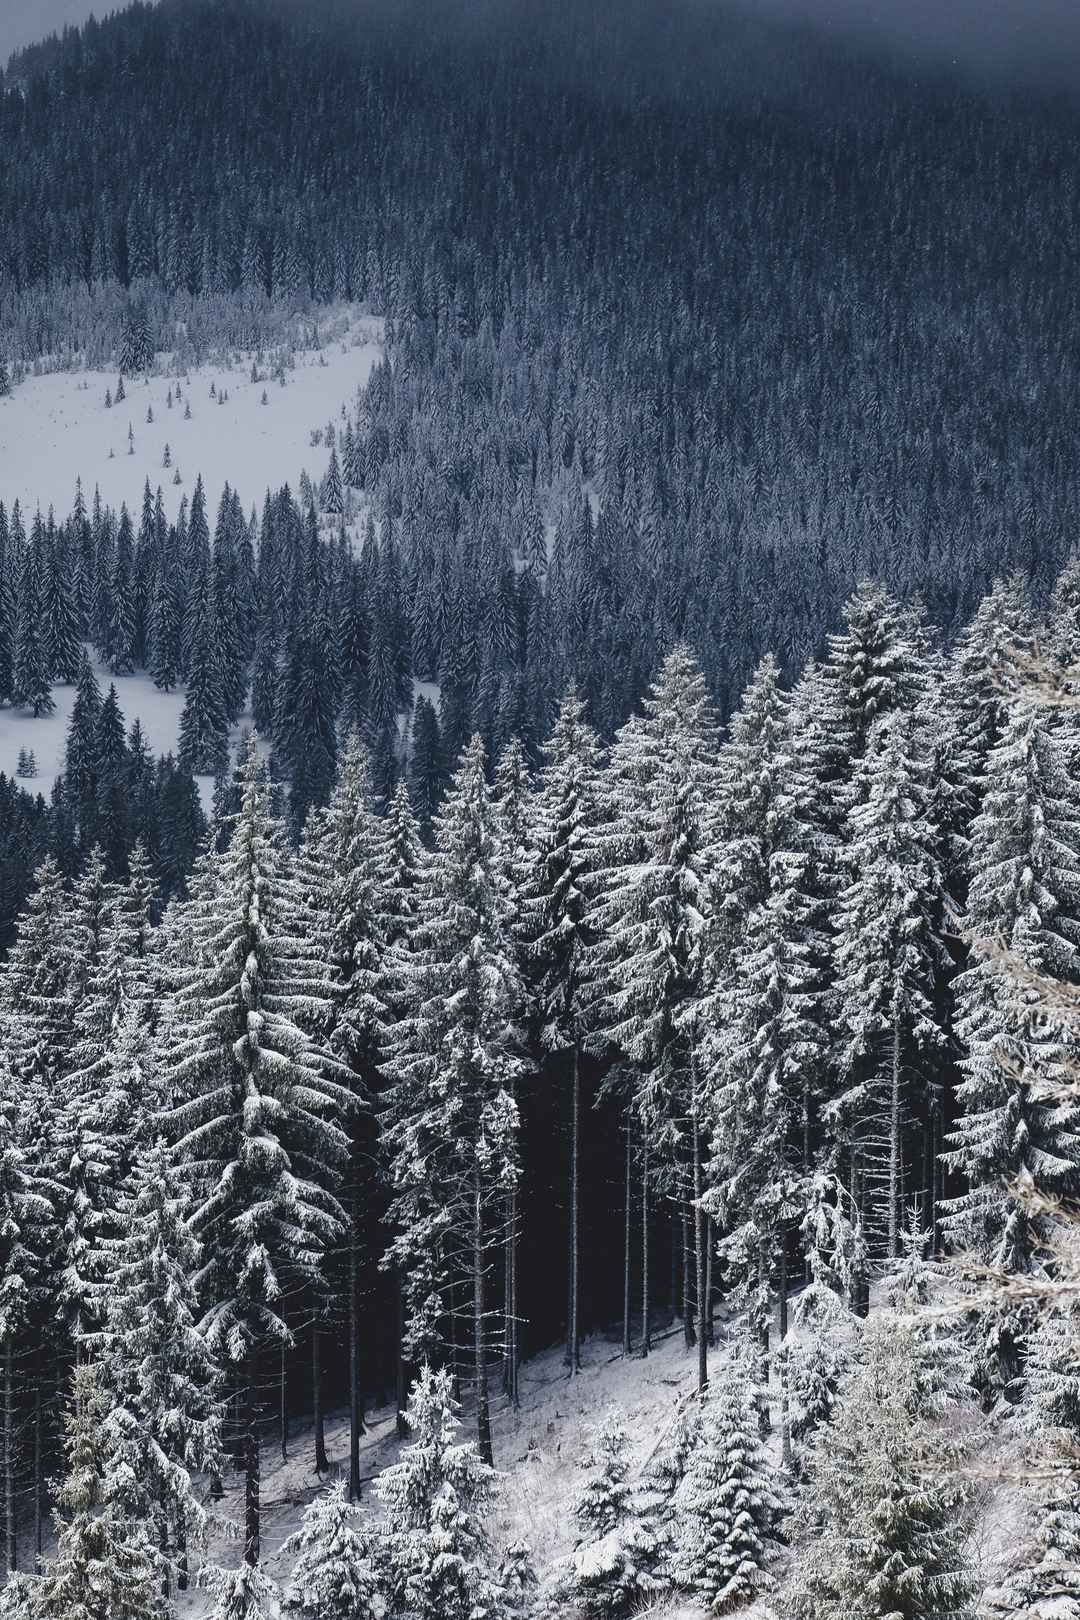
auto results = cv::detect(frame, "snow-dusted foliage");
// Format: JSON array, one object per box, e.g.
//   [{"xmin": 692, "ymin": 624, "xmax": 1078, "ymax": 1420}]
[
  {"xmin": 374, "ymin": 1365, "xmax": 505, "ymax": 1620},
  {"xmin": 670, "ymin": 1363, "xmax": 785, "ymax": 1613},
  {"xmin": 790, "ymin": 1313, "xmax": 976, "ymax": 1620},
  {"xmin": 283, "ymin": 1482, "xmax": 378, "ymax": 1620}
]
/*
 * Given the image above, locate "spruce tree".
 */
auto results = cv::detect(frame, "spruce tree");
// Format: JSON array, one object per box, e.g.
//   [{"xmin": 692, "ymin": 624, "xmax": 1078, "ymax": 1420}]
[
  {"xmin": 283, "ymin": 1482, "xmax": 378, "ymax": 1620},
  {"xmin": 832, "ymin": 714, "xmax": 948, "ymax": 1261},
  {"xmin": 670, "ymin": 1364, "xmax": 785, "ymax": 1612},
  {"xmin": 177, "ymin": 596, "xmax": 230, "ymax": 776},
  {"xmin": 158, "ymin": 738, "xmax": 349, "ymax": 1562},
  {"xmin": 790, "ymin": 1313, "xmax": 975, "ymax": 1620},
  {"xmin": 382, "ymin": 736, "xmax": 524, "ymax": 1464},
  {"xmin": 374, "ymin": 1365, "xmax": 503, "ymax": 1620}
]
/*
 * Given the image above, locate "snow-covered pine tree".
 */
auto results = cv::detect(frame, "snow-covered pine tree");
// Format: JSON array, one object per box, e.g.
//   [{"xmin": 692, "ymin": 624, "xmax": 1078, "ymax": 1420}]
[
  {"xmin": 572, "ymin": 1412, "xmax": 633, "ymax": 1539},
  {"xmin": 518, "ymin": 687, "xmax": 604, "ymax": 1375},
  {"xmin": 283, "ymin": 731, "xmax": 387, "ymax": 1494},
  {"xmin": 584, "ymin": 646, "xmax": 719, "ymax": 1380},
  {"xmin": 670, "ymin": 1361, "xmax": 785, "ymax": 1613},
  {"xmin": 40, "ymin": 530, "xmax": 81, "ymax": 685},
  {"xmin": 177, "ymin": 594, "xmax": 230, "ymax": 777},
  {"xmin": 95, "ymin": 1141, "xmax": 223, "ymax": 1592},
  {"xmin": 201, "ymin": 1561, "xmax": 282, "ymax": 1620},
  {"xmin": 157, "ymin": 737, "xmax": 350, "ymax": 1562},
  {"xmin": 118, "ymin": 301, "xmax": 154, "ymax": 375},
  {"xmin": 282, "ymin": 1481, "xmax": 378, "ymax": 1620},
  {"xmin": 0, "ymin": 1089, "xmax": 59, "ymax": 1575},
  {"xmin": 790, "ymin": 1312, "xmax": 975, "ymax": 1620},
  {"xmin": 11, "ymin": 522, "xmax": 54, "ymax": 718},
  {"xmin": 0, "ymin": 858, "xmax": 74, "ymax": 1088},
  {"xmin": 942, "ymin": 693, "xmax": 1080, "ymax": 1391},
  {"xmin": 24, "ymin": 1360, "xmax": 159, "ymax": 1620},
  {"xmin": 831, "ymin": 713, "xmax": 948, "ymax": 1262},
  {"xmin": 375, "ymin": 1365, "xmax": 504, "ymax": 1620},
  {"xmin": 381, "ymin": 736, "xmax": 524, "ymax": 1464}
]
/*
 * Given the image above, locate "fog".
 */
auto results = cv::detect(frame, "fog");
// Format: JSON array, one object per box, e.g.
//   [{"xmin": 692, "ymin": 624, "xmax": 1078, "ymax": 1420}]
[{"xmin": 5, "ymin": 0, "xmax": 1080, "ymax": 94}]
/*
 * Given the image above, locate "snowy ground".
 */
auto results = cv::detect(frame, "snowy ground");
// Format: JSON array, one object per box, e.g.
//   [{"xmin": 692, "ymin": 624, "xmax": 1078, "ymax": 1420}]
[
  {"xmin": 170, "ymin": 1309, "xmax": 1031, "ymax": 1619},
  {"xmin": 0, "ymin": 648, "xmax": 257, "ymax": 811},
  {"xmin": 0, "ymin": 307, "xmax": 382, "ymax": 530},
  {"xmin": 177, "ymin": 1327, "xmax": 710, "ymax": 1617},
  {"xmin": 0, "ymin": 308, "xmax": 383, "ymax": 798}
]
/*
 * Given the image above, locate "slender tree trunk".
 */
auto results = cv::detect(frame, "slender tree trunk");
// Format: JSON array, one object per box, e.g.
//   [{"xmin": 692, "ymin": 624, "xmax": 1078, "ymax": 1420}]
[
  {"xmin": 4, "ymin": 1343, "xmax": 14, "ymax": 1573},
  {"xmin": 395, "ymin": 1279, "xmax": 408, "ymax": 1440},
  {"xmin": 693, "ymin": 1106, "xmax": 707, "ymax": 1393},
  {"xmin": 176, "ymin": 1518, "xmax": 188, "ymax": 1592},
  {"xmin": 623, "ymin": 1111, "xmax": 633, "ymax": 1356},
  {"xmin": 889, "ymin": 1019, "xmax": 902, "ymax": 1260},
  {"xmin": 506, "ymin": 1190, "xmax": 519, "ymax": 1408},
  {"xmin": 474, "ymin": 1170, "xmax": 494, "ymax": 1466},
  {"xmin": 567, "ymin": 1041, "xmax": 581, "ymax": 1373},
  {"xmin": 757, "ymin": 1241, "xmax": 771, "ymax": 1435},
  {"xmin": 933, "ymin": 1101, "xmax": 944, "ymax": 1259},
  {"xmin": 313, "ymin": 1324, "xmax": 328, "ymax": 1475},
  {"xmin": 778, "ymin": 1227, "xmax": 792, "ymax": 1469},
  {"xmin": 641, "ymin": 1139, "xmax": 651, "ymax": 1358},
  {"xmin": 33, "ymin": 1380, "xmax": 42, "ymax": 1569},
  {"xmin": 669, "ymin": 1207, "xmax": 678, "ymax": 1325},
  {"xmin": 279, "ymin": 1340, "xmax": 288, "ymax": 1464},
  {"xmin": 244, "ymin": 1347, "xmax": 260, "ymax": 1566},
  {"xmin": 705, "ymin": 1216, "xmax": 715, "ymax": 1347},
  {"xmin": 682, "ymin": 1197, "xmax": 694, "ymax": 1349}
]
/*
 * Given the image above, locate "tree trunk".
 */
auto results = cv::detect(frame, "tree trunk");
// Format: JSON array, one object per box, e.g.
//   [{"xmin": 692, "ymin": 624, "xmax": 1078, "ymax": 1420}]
[
  {"xmin": 693, "ymin": 1107, "xmax": 708, "ymax": 1392},
  {"xmin": 641, "ymin": 1139, "xmax": 651, "ymax": 1358},
  {"xmin": 505, "ymin": 1189, "xmax": 519, "ymax": 1408},
  {"xmin": 778, "ymin": 1223, "xmax": 792, "ymax": 1469},
  {"xmin": 279, "ymin": 1340, "xmax": 288, "ymax": 1464},
  {"xmin": 623, "ymin": 1111, "xmax": 633, "ymax": 1356},
  {"xmin": 757, "ymin": 1241, "xmax": 771, "ymax": 1435},
  {"xmin": 474, "ymin": 1170, "xmax": 494, "ymax": 1466},
  {"xmin": 244, "ymin": 1346, "xmax": 260, "ymax": 1567},
  {"xmin": 681, "ymin": 1189, "xmax": 694, "ymax": 1350},
  {"xmin": 176, "ymin": 1517, "xmax": 188, "ymax": 1592},
  {"xmin": 889, "ymin": 1018, "xmax": 902, "ymax": 1260},
  {"xmin": 705, "ymin": 1216, "xmax": 715, "ymax": 1347},
  {"xmin": 669, "ymin": 1207, "xmax": 679, "ymax": 1325},
  {"xmin": 313, "ymin": 1324, "xmax": 328, "ymax": 1476},
  {"xmin": 33, "ymin": 1380, "xmax": 42, "ymax": 1569},
  {"xmin": 395, "ymin": 1278, "xmax": 408, "ymax": 1440},
  {"xmin": 567, "ymin": 1040, "xmax": 581, "ymax": 1373},
  {"xmin": 4, "ymin": 1343, "xmax": 14, "ymax": 1573}
]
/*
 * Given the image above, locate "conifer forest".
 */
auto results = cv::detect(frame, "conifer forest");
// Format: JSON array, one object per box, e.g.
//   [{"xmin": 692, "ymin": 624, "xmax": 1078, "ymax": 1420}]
[{"xmin": 0, "ymin": 0, "xmax": 1079, "ymax": 1615}]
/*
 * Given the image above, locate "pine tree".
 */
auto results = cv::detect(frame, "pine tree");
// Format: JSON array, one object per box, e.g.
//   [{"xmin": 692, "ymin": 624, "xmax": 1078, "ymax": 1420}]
[
  {"xmin": 25, "ymin": 1361, "xmax": 159, "ymax": 1620},
  {"xmin": 670, "ymin": 1363, "xmax": 785, "ymax": 1612},
  {"xmin": 572, "ymin": 1413, "xmax": 633, "ymax": 1539},
  {"xmin": 0, "ymin": 858, "xmax": 74, "ymax": 1087},
  {"xmin": 41, "ymin": 533, "xmax": 81, "ymax": 684},
  {"xmin": 283, "ymin": 1482, "xmax": 378, "ymax": 1620},
  {"xmin": 942, "ymin": 696, "xmax": 1080, "ymax": 1389},
  {"xmin": 201, "ymin": 1562, "xmax": 282, "ymax": 1620},
  {"xmin": 382, "ymin": 737, "xmax": 524, "ymax": 1464},
  {"xmin": 832, "ymin": 714, "xmax": 948, "ymax": 1261},
  {"xmin": 177, "ymin": 595, "xmax": 229, "ymax": 776},
  {"xmin": 322, "ymin": 447, "xmax": 344, "ymax": 517},
  {"xmin": 12, "ymin": 525, "xmax": 54, "ymax": 718},
  {"xmin": 158, "ymin": 739, "xmax": 349, "ymax": 1563},
  {"xmin": 96, "ymin": 1142, "xmax": 223, "ymax": 1588},
  {"xmin": 118, "ymin": 303, "xmax": 154, "ymax": 375},
  {"xmin": 585, "ymin": 647, "xmax": 719, "ymax": 1380},
  {"xmin": 374, "ymin": 1365, "xmax": 503, "ymax": 1620},
  {"xmin": 519, "ymin": 687, "xmax": 604, "ymax": 1374},
  {"xmin": 790, "ymin": 1313, "xmax": 975, "ymax": 1620}
]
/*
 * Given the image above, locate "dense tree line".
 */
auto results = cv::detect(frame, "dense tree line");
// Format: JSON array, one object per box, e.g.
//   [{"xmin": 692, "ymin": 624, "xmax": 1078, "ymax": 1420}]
[
  {"xmin": 0, "ymin": 558, "xmax": 1073, "ymax": 1614},
  {"xmin": 2, "ymin": 0, "xmax": 1080, "ymax": 719}
]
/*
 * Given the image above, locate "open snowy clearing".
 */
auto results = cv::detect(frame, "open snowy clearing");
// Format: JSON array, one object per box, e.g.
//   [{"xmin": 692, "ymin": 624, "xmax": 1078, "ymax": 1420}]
[
  {"xmin": 0, "ymin": 306, "xmax": 383, "ymax": 528},
  {"xmin": 0, "ymin": 648, "xmax": 256, "ymax": 811}
]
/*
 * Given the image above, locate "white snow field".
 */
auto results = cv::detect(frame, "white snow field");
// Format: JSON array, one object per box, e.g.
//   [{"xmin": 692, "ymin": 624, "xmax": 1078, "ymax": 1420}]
[
  {"xmin": 0, "ymin": 308, "xmax": 383, "ymax": 794},
  {"xmin": 0, "ymin": 307, "xmax": 382, "ymax": 526}
]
